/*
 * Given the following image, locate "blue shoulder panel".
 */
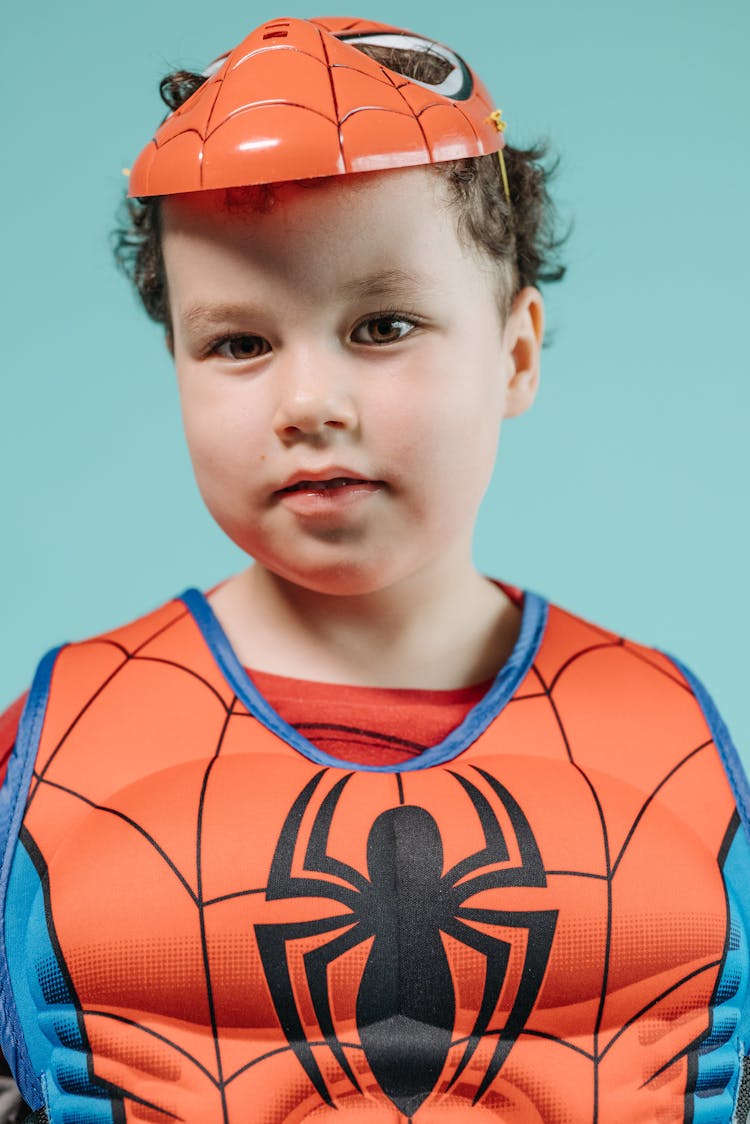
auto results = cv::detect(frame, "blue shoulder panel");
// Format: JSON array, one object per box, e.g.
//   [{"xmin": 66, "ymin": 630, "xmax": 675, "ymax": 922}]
[
  {"xmin": 692, "ymin": 822, "xmax": 750, "ymax": 1122},
  {"xmin": 5, "ymin": 833, "xmax": 114, "ymax": 1121},
  {"xmin": 666, "ymin": 655, "xmax": 750, "ymax": 843},
  {"xmin": 661, "ymin": 656, "xmax": 750, "ymax": 1121},
  {"xmin": 0, "ymin": 646, "xmax": 64, "ymax": 1107}
]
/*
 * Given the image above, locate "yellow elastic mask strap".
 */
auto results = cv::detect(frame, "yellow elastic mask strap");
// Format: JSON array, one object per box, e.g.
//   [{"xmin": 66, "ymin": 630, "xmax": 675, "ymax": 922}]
[{"xmin": 485, "ymin": 109, "xmax": 511, "ymax": 206}]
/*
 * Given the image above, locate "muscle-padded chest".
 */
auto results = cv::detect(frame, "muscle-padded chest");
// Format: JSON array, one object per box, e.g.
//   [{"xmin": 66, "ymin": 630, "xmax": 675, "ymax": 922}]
[{"xmin": 7, "ymin": 595, "xmax": 743, "ymax": 1123}]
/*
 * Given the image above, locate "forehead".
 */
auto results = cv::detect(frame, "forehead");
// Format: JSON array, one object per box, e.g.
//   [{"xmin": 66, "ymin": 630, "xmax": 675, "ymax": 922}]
[
  {"xmin": 162, "ymin": 166, "xmax": 446, "ymax": 240},
  {"xmin": 160, "ymin": 167, "xmax": 485, "ymax": 295}
]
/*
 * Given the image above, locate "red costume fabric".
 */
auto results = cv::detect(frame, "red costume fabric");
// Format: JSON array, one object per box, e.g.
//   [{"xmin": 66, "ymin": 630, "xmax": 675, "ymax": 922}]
[
  {"xmin": 0, "ymin": 693, "xmax": 25, "ymax": 781},
  {"xmin": 0, "ymin": 673, "xmax": 489, "ymax": 775},
  {"xmin": 1, "ymin": 583, "xmax": 749, "ymax": 1122},
  {"xmin": 249, "ymin": 670, "xmax": 493, "ymax": 766},
  {"xmin": 128, "ymin": 17, "xmax": 506, "ymax": 197}
]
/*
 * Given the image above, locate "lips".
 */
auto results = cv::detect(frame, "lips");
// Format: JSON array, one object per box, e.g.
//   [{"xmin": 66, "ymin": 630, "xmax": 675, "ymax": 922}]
[
  {"xmin": 272, "ymin": 470, "xmax": 383, "ymax": 515},
  {"xmin": 279, "ymin": 476, "xmax": 372, "ymax": 494},
  {"xmin": 274, "ymin": 468, "xmax": 381, "ymax": 496}
]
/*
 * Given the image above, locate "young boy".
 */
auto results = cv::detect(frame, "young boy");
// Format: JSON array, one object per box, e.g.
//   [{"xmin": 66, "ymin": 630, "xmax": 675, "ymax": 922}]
[{"xmin": 0, "ymin": 15, "xmax": 748, "ymax": 1124}]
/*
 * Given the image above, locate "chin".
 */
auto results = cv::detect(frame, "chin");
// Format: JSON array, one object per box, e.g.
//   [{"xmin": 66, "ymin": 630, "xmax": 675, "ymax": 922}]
[
  {"xmin": 262, "ymin": 554, "xmax": 411, "ymax": 598},
  {"xmin": 287, "ymin": 567, "xmax": 399, "ymax": 598},
  {"xmin": 225, "ymin": 524, "xmax": 423, "ymax": 598}
]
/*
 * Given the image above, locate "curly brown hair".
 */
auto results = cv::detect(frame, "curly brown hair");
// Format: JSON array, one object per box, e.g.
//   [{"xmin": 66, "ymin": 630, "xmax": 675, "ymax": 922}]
[{"xmin": 113, "ymin": 43, "xmax": 567, "ymax": 329}]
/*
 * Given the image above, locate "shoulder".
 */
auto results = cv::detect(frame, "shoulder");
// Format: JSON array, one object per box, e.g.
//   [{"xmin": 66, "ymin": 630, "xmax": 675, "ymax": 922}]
[
  {"xmin": 538, "ymin": 591, "xmax": 724, "ymax": 725},
  {"xmin": 536, "ymin": 590, "xmax": 750, "ymax": 829},
  {"xmin": 43, "ymin": 591, "xmax": 193, "ymax": 671},
  {"xmin": 5, "ymin": 591, "xmax": 195, "ymax": 762},
  {"xmin": 538, "ymin": 592, "xmax": 714, "ymax": 697}
]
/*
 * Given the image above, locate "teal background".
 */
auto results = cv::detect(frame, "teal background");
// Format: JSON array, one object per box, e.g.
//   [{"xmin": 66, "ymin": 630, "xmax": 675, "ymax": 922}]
[{"xmin": 2, "ymin": 2, "xmax": 748, "ymax": 761}]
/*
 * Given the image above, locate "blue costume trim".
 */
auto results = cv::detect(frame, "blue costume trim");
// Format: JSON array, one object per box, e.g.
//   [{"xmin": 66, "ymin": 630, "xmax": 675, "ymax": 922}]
[
  {"xmin": 5, "ymin": 835, "xmax": 114, "ymax": 1122},
  {"xmin": 0, "ymin": 645, "xmax": 65, "ymax": 1109},
  {"xmin": 659, "ymin": 656, "xmax": 750, "ymax": 1122},
  {"xmin": 179, "ymin": 585, "xmax": 549, "ymax": 773},
  {"xmin": 0, "ymin": 614, "xmax": 743, "ymax": 1121},
  {"xmin": 691, "ymin": 823, "xmax": 750, "ymax": 1122},
  {"xmin": 665, "ymin": 655, "xmax": 750, "ymax": 844}
]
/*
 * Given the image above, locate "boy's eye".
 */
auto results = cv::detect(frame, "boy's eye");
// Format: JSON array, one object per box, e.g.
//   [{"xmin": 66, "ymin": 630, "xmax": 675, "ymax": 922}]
[
  {"xmin": 213, "ymin": 334, "xmax": 270, "ymax": 360},
  {"xmin": 352, "ymin": 315, "xmax": 416, "ymax": 345}
]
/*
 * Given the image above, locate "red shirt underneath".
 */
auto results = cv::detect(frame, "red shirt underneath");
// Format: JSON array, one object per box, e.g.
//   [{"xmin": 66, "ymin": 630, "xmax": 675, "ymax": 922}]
[
  {"xmin": 0, "ymin": 671, "xmax": 492, "ymax": 777},
  {"xmin": 249, "ymin": 669, "xmax": 492, "ymax": 764}
]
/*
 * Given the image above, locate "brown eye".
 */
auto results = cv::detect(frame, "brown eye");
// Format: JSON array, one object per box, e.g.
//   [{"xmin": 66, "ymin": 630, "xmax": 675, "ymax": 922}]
[
  {"xmin": 353, "ymin": 316, "xmax": 416, "ymax": 345},
  {"xmin": 214, "ymin": 335, "xmax": 270, "ymax": 360}
]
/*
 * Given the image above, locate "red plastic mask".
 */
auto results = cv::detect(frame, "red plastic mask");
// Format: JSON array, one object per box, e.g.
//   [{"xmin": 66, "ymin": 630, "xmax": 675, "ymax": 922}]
[{"xmin": 128, "ymin": 16, "xmax": 505, "ymax": 197}]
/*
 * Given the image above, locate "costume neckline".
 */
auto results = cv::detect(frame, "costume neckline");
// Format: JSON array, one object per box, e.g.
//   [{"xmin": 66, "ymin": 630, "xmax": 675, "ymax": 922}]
[
  {"xmin": 178, "ymin": 583, "xmax": 549, "ymax": 773},
  {"xmin": 248, "ymin": 664, "xmax": 495, "ymax": 702}
]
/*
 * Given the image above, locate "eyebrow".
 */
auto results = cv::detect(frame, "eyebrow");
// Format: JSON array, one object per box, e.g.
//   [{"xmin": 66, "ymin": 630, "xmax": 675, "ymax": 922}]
[
  {"xmin": 179, "ymin": 269, "xmax": 435, "ymax": 332},
  {"xmin": 348, "ymin": 268, "xmax": 436, "ymax": 299},
  {"xmin": 180, "ymin": 302, "xmax": 265, "ymax": 332}
]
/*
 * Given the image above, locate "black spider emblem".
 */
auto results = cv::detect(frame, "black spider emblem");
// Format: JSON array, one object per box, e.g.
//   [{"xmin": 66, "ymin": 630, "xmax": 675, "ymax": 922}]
[{"xmin": 255, "ymin": 766, "xmax": 557, "ymax": 1115}]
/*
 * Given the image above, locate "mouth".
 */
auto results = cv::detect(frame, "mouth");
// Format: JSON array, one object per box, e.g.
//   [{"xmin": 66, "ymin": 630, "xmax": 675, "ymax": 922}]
[
  {"xmin": 277, "ymin": 476, "xmax": 377, "ymax": 495},
  {"xmin": 273, "ymin": 473, "xmax": 384, "ymax": 515}
]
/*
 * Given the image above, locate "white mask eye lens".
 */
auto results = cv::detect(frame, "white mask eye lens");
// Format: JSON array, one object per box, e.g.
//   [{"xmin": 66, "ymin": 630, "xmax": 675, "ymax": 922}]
[
  {"xmin": 201, "ymin": 53, "xmax": 229, "ymax": 79},
  {"xmin": 338, "ymin": 32, "xmax": 474, "ymax": 101}
]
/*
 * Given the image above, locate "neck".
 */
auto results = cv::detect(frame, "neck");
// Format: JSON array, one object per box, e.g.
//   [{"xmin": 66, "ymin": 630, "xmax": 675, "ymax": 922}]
[{"xmin": 208, "ymin": 558, "xmax": 522, "ymax": 690}]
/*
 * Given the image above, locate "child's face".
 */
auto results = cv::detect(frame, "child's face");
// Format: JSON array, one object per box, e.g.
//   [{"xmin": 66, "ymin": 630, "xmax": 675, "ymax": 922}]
[{"xmin": 162, "ymin": 167, "xmax": 542, "ymax": 596}]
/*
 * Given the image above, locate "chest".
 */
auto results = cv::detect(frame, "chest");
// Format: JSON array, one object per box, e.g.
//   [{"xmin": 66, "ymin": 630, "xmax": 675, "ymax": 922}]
[{"xmin": 21, "ymin": 741, "xmax": 733, "ymax": 1120}]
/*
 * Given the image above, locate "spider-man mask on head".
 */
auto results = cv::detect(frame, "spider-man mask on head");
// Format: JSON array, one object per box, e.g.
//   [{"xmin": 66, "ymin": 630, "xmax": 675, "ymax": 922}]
[{"xmin": 128, "ymin": 16, "xmax": 505, "ymax": 197}]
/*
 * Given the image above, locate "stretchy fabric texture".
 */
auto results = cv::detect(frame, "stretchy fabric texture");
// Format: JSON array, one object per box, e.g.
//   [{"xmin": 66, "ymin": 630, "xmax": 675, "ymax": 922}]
[
  {"xmin": 1, "ymin": 583, "xmax": 749, "ymax": 1123},
  {"xmin": 0, "ymin": 672, "xmax": 490, "ymax": 774}
]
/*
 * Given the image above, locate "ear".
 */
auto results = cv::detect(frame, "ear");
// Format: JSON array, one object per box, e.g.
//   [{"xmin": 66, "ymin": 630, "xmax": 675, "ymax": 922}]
[
  {"xmin": 502, "ymin": 286, "xmax": 544, "ymax": 419},
  {"xmin": 165, "ymin": 328, "xmax": 175, "ymax": 357}
]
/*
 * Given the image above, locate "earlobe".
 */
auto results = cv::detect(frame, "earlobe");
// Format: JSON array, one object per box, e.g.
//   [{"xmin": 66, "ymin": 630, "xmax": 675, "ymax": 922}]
[{"xmin": 502, "ymin": 286, "xmax": 544, "ymax": 419}]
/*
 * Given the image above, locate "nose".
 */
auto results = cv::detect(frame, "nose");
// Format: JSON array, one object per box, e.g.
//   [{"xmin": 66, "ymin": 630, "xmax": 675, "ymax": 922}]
[{"xmin": 272, "ymin": 346, "xmax": 358, "ymax": 443}]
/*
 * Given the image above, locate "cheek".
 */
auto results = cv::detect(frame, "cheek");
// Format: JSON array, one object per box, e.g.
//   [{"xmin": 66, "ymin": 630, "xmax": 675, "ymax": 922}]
[
  {"xmin": 178, "ymin": 378, "xmax": 258, "ymax": 480},
  {"xmin": 392, "ymin": 382, "xmax": 500, "ymax": 463},
  {"xmin": 178, "ymin": 414, "xmax": 244, "ymax": 530},
  {"xmin": 381, "ymin": 403, "xmax": 500, "ymax": 520},
  {"xmin": 431, "ymin": 399, "xmax": 503, "ymax": 510},
  {"xmin": 180, "ymin": 409, "xmax": 226, "ymax": 485}
]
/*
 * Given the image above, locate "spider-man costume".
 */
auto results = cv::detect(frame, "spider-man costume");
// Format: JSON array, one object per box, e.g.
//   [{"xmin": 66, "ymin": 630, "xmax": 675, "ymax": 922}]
[
  {"xmin": 0, "ymin": 584, "xmax": 749, "ymax": 1122},
  {"xmin": 127, "ymin": 16, "xmax": 506, "ymax": 198}
]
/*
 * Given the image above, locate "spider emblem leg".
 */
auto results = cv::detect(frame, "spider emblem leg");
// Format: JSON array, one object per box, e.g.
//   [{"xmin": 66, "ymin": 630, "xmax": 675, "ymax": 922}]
[
  {"xmin": 443, "ymin": 768, "xmax": 558, "ymax": 1102},
  {"xmin": 255, "ymin": 767, "xmax": 557, "ymax": 1114},
  {"xmin": 255, "ymin": 771, "xmax": 367, "ymax": 1105}
]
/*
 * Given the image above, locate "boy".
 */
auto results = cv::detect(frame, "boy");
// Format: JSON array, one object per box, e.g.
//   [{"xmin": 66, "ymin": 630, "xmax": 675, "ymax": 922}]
[{"xmin": 0, "ymin": 15, "xmax": 748, "ymax": 1123}]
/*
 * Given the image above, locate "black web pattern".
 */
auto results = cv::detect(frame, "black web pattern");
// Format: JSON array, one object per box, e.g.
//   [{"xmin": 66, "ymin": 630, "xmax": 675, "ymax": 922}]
[
  {"xmin": 149, "ymin": 18, "xmax": 489, "ymax": 193},
  {"xmin": 18, "ymin": 603, "xmax": 735, "ymax": 1122},
  {"xmin": 505, "ymin": 623, "xmax": 729, "ymax": 1123}
]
